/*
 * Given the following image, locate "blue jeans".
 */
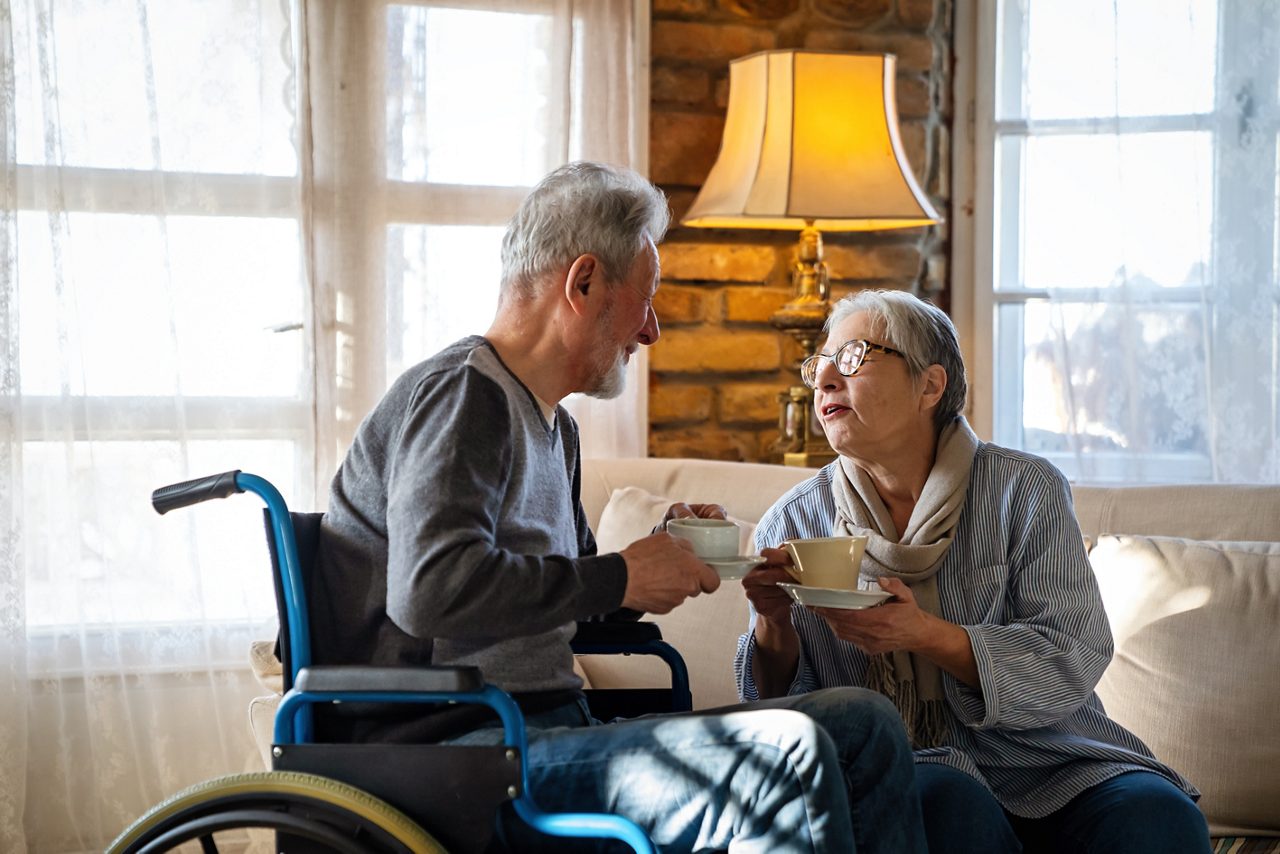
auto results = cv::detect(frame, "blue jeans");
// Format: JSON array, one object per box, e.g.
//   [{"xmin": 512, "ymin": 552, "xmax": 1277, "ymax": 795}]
[
  {"xmin": 915, "ymin": 764, "xmax": 1211, "ymax": 854},
  {"xmin": 448, "ymin": 686, "xmax": 927, "ymax": 853}
]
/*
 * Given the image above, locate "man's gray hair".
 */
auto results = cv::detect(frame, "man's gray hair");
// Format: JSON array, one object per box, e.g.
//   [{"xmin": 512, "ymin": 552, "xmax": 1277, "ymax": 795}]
[
  {"xmin": 827, "ymin": 289, "xmax": 968, "ymax": 426},
  {"xmin": 500, "ymin": 162, "xmax": 670, "ymax": 298}
]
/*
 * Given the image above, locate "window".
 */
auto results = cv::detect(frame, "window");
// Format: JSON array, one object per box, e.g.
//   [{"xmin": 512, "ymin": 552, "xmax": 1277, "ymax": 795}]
[
  {"xmin": 12, "ymin": 0, "xmax": 308, "ymax": 629},
  {"xmin": 960, "ymin": 0, "xmax": 1279, "ymax": 482},
  {"xmin": 8, "ymin": 0, "xmax": 645, "ymax": 635},
  {"xmin": 381, "ymin": 2, "xmax": 560, "ymax": 383}
]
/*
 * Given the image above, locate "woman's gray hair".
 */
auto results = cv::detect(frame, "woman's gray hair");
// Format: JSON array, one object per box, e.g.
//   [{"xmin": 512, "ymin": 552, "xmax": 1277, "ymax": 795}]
[
  {"xmin": 500, "ymin": 162, "xmax": 670, "ymax": 298},
  {"xmin": 827, "ymin": 289, "xmax": 968, "ymax": 426}
]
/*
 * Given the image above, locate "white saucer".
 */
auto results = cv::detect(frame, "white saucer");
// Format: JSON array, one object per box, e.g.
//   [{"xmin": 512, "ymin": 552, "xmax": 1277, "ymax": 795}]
[
  {"xmin": 704, "ymin": 555, "xmax": 766, "ymax": 580},
  {"xmin": 777, "ymin": 583, "xmax": 893, "ymax": 610}
]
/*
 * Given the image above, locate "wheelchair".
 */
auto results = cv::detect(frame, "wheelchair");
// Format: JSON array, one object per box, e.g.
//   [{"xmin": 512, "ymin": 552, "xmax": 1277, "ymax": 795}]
[{"xmin": 109, "ymin": 471, "xmax": 693, "ymax": 854}]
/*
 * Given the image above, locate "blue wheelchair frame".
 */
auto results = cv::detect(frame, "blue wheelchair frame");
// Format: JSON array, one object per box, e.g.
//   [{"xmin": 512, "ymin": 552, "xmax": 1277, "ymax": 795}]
[{"xmin": 152, "ymin": 470, "xmax": 662, "ymax": 854}]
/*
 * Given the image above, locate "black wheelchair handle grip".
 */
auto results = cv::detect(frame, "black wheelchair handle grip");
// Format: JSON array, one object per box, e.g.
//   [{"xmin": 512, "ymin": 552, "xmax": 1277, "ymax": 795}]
[{"xmin": 151, "ymin": 470, "xmax": 242, "ymax": 515}]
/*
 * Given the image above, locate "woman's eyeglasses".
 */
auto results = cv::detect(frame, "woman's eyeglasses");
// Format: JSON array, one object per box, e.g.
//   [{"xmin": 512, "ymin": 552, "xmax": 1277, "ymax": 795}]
[{"xmin": 800, "ymin": 339, "xmax": 904, "ymax": 389}]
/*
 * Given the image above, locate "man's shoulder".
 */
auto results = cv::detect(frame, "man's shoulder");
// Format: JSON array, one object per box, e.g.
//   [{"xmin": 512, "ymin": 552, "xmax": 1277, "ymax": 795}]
[
  {"xmin": 384, "ymin": 337, "xmax": 512, "ymax": 408},
  {"xmin": 392, "ymin": 336, "xmax": 490, "ymax": 389},
  {"xmin": 355, "ymin": 337, "xmax": 513, "ymax": 448}
]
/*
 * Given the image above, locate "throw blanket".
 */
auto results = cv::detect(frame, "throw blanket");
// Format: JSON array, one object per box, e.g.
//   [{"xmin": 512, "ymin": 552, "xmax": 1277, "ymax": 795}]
[{"xmin": 830, "ymin": 417, "xmax": 981, "ymax": 748}]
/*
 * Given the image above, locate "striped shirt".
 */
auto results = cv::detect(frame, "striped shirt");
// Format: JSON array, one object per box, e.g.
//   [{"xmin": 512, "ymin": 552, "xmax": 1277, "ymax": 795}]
[{"xmin": 734, "ymin": 442, "xmax": 1198, "ymax": 818}]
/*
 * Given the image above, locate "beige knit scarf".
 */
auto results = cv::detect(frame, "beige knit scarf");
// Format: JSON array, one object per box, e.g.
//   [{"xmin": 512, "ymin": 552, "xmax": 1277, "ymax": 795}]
[{"xmin": 830, "ymin": 416, "xmax": 980, "ymax": 749}]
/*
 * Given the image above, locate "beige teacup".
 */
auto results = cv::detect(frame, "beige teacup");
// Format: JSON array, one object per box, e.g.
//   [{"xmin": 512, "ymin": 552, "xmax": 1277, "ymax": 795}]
[
  {"xmin": 782, "ymin": 536, "xmax": 868, "ymax": 590},
  {"xmin": 666, "ymin": 518, "xmax": 739, "ymax": 560}
]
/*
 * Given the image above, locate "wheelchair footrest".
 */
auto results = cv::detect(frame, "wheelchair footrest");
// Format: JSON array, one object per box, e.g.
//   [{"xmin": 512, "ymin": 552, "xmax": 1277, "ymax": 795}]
[{"xmin": 273, "ymin": 741, "xmax": 519, "ymax": 854}]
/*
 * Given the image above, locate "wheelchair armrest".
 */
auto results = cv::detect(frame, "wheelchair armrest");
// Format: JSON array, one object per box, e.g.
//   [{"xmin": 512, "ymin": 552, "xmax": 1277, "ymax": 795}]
[
  {"xmin": 278, "ymin": 666, "xmax": 526, "ymax": 749},
  {"xmin": 294, "ymin": 665, "xmax": 484, "ymax": 695},
  {"xmin": 571, "ymin": 621, "xmax": 662, "ymax": 647},
  {"xmin": 569, "ymin": 623, "xmax": 692, "ymax": 714}
]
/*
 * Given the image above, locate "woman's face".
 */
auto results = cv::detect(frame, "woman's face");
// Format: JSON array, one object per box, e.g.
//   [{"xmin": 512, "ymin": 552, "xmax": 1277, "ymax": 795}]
[{"xmin": 811, "ymin": 310, "xmax": 932, "ymax": 459}]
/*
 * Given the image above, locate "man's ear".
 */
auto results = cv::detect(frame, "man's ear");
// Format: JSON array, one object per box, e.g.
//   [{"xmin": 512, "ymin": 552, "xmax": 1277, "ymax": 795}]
[{"xmin": 564, "ymin": 254, "xmax": 599, "ymax": 315}]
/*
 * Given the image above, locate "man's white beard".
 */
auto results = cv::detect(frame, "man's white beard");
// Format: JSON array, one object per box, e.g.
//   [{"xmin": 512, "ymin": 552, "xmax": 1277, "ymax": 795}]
[{"xmin": 584, "ymin": 348, "xmax": 627, "ymax": 399}]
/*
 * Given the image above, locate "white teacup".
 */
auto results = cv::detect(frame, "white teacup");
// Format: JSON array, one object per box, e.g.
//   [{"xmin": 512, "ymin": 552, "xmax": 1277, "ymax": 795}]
[
  {"xmin": 666, "ymin": 518, "xmax": 739, "ymax": 560},
  {"xmin": 782, "ymin": 536, "xmax": 868, "ymax": 590}
]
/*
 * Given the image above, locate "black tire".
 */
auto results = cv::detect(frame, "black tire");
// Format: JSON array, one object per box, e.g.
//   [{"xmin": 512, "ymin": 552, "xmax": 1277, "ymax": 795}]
[{"xmin": 107, "ymin": 770, "xmax": 447, "ymax": 854}]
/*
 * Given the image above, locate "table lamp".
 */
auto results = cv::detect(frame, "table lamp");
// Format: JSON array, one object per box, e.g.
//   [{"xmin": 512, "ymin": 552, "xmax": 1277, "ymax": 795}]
[{"xmin": 682, "ymin": 49, "xmax": 941, "ymax": 466}]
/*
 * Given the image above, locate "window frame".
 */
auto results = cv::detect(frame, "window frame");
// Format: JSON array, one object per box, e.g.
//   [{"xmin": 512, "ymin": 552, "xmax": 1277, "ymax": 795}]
[{"xmin": 953, "ymin": 0, "xmax": 1280, "ymax": 482}]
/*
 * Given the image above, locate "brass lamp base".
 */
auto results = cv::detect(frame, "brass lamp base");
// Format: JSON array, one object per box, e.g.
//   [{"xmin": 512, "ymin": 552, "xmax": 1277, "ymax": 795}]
[
  {"xmin": 784, "ymin": 448, "xmax": 838, "ymax": 468},
  {"xmin": 771, "ymin": 222, "xmax": 836, "ymax": 468},
  {"xmin": 776, "ymin": 385, "xmax": 838, "ymax": 468}
]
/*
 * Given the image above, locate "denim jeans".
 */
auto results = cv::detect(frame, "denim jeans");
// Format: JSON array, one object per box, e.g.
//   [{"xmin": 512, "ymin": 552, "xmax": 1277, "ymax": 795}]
[
  {"xmin": 447, "ymin": 686, "xmax": 927, "ymax": 853},
  {"xmin": 915, "ymin": 764, "xmax": 1211, "ymax": 854}
]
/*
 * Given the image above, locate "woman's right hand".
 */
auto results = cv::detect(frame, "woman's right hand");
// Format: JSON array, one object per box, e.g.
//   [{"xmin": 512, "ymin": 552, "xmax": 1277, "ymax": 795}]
[
  {"xmin": 742, "ymin": 546, "xmax": 797, "ymax": 626},
  {"xmin": 743, "ymin": 546, "xmax": 801, "ymax": 698}
]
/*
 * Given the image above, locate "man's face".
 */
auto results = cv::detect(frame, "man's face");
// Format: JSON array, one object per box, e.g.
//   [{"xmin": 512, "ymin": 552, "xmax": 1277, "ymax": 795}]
[{"xmin": 583, "ymin": 238, "xmax": 660, "ymax": 400}]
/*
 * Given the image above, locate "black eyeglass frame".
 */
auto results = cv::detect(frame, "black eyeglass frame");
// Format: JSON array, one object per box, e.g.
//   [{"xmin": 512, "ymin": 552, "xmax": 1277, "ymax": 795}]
[{"xmin": 800, "ymin": 339, "xmax": 904, "ymax": 389}]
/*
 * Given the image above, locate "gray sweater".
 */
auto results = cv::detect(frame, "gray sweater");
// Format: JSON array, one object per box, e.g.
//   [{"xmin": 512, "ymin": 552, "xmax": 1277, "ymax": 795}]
[{"xmin": 310, "ymin": 337, "xmax": 628, "ymax": 715}]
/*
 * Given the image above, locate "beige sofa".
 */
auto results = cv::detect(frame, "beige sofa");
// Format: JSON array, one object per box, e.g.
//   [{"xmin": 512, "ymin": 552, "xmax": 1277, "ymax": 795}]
[
  {"xmin": 578, "ymin": 457, "xmax": 1280, "ymax": 851},
  {"xmin": 248, "ymin": 456, "xmax": 1278, "ymax": 848}
]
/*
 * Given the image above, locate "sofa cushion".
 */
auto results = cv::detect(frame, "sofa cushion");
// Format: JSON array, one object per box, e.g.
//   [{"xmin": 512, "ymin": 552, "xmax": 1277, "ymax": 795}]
[
  {"xmin": 1090, "ymin": 535, "xmax": 1280, "ymax": 836},
  {"xmin": 580, "ymin": 458, "xmax": 814, "ymax": 532},
  {"xmin": 595, "ymin": 485, "xmax": 757, "ymax": 556},
  {"xmin": 250, "ymin": 639, "xmax": 284, "ymax": 694},
  {"xmin": 582, "ymin": 485, "xmax": 755, "ymax": 710}
]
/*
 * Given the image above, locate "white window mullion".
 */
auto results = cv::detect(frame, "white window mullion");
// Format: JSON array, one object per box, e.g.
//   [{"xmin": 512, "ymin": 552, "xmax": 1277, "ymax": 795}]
[
  {"xmin": 303, "ymin": 0, "xmax": 390, "ymax": 474},
  {"xmin": 384, "ymin": 182, "xmax": 528, "ymax": 225},
  {"xmin": 12, "ymin": 397, "xmax": 311, "ymax": 441},
  {"xmin": 15, "ymin": 166, "xmax": 298, "ymax": 218},
  {"xmin": 995, "ymin": 114, "xmax": 1215, "ymax": 136}
]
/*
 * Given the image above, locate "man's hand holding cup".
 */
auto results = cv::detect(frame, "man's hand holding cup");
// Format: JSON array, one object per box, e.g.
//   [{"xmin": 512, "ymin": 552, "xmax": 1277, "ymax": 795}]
[{"xmin": 619, "ymin": 502, "xmax": 729, "ymax": 614}]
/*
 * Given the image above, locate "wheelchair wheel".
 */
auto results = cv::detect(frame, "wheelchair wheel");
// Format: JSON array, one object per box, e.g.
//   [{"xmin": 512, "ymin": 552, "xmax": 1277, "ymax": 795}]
[{"xmin": 107, "ymin": 770, "xmax": 447, "ymax": 854}]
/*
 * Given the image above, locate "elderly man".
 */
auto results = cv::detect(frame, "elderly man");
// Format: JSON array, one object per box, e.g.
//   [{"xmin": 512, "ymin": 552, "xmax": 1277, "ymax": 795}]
[{"xmin": 309, "ymin": 161, "xmax": 926, "ymax": 853}]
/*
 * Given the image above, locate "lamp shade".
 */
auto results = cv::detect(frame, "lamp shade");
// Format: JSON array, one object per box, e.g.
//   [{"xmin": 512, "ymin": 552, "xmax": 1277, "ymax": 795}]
[{"xmin": 681, "ymin": 50, "xmax": 941, "ymax": 231}]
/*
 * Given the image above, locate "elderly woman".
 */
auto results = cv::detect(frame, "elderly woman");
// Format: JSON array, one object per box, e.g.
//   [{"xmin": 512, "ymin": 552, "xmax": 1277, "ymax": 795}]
[{"xmin": 736, "ymin": 290, "xmax": 1208, "ymax": 853}]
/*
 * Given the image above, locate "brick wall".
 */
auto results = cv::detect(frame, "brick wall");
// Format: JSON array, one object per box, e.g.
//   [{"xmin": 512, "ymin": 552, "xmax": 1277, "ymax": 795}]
[{"xmin": 647, "ymin": 0, "xmax": 954, "ymax": 462}]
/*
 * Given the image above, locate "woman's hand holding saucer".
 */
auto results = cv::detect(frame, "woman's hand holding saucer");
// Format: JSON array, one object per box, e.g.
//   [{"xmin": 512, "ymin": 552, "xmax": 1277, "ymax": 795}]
[{"xmin": 814, "ymin": 576, "xmax": 933, "ymax": 655}]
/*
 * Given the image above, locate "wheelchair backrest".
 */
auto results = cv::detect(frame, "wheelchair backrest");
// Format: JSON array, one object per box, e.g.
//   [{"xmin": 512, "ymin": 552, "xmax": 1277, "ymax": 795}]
[{"xmin": 263, "ymin": 509, "xmax": 324, "ymax": 693}]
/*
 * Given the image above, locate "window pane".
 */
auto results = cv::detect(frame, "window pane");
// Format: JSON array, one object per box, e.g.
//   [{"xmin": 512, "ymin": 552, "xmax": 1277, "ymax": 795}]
[
  {"xmin": 386, "ymin": 5, "xmax": 553, "ymax": 186},
  {"xmin": 1010, "ymin": 132, "xmax": 1212, "ymax": 290},
  {"xmin": 386, "ymin": 225, "xmax": 504, "ymax": 381},
  {"xmin": 19, "ymin": 213, "xmax": 304, "ymax": 397},
  {"xmin": 13, "ymin": 0, "xmax": 297, "ymax": 174},
  {"xmin": 998, "ymin": 300, "xmax": 1209, "ymax": 460},
  {"xmin": 1017, "ymin": 0, "xmax": 1217, "ymax": 120},
  {"xmin": 24, "ymin": 438, "xmax": 299, "ymax": 626}
]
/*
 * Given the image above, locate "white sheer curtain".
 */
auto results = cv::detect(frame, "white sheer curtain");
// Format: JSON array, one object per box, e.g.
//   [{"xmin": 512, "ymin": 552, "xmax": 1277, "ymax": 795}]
[
  {"xmin": 987, "ymin": 0, "xmax": 1279, "ymax": 483},
  {"xmin": 0, "ymin": 1, "xmax": 647, "ymax": 850},
  {"xmin": 560, "ymin": 0, "xmax": 650, "ymax": 460},
  {"xmin": 0, "ymin": 3, "xmax": 307, "ymax": 851},
  {"xmin": 305, "ymin": 0, "xmax": 650, "ymax": 474}
]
